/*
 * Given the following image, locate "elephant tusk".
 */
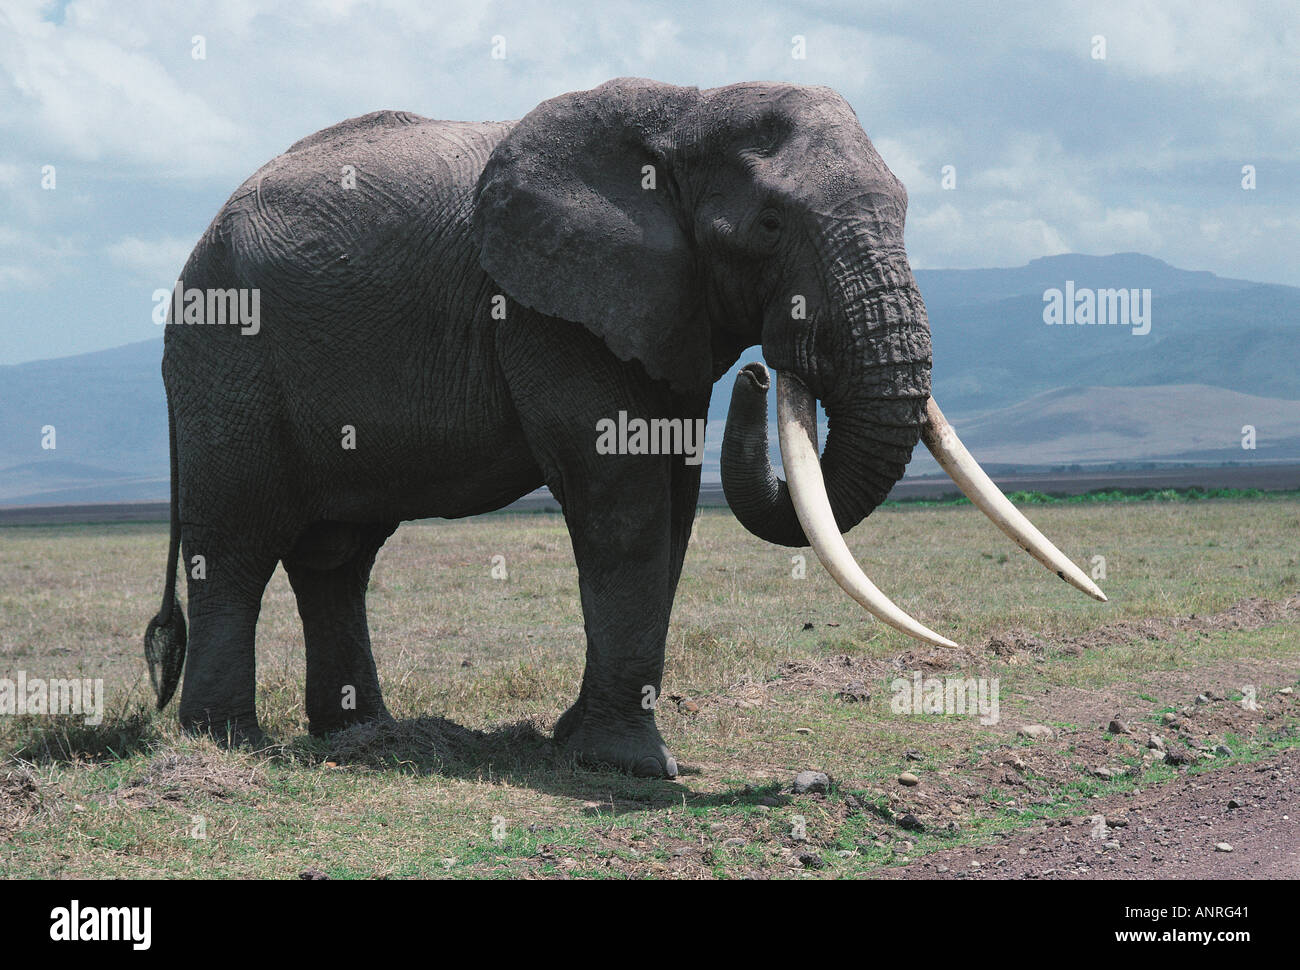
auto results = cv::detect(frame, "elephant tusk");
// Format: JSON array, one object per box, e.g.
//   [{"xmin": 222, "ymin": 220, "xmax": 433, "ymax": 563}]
[
  {"xmin": 776, "ymin": 372, "xmax": 959, "ymax": 649},
  {"xmin": 921, "ymin": 397, "xmax": 1108, "ymax": 602}
]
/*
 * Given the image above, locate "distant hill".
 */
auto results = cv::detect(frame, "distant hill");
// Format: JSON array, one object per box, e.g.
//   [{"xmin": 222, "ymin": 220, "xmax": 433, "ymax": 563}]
[
  {"xmin": 915, "ymin": 253, "xmax": 1300, "ymax": 411},
  {"xmin": 914, "ymin": 252, "xmax": 1262, "ymax": 308},
  {"xmin": 0, "ymin": 340, "xmax": 168, "ymax": 504},
  {"xmin": 712, "ymin": 252, "xmax": 1300, "ymax": 477},
  {"xmin": 2, "ymin": 253, "xmax": 1297, "ymax": 503},
  {"xmin": 906, "ymin": 385, "xmax": 1300, "ymax": 470}
]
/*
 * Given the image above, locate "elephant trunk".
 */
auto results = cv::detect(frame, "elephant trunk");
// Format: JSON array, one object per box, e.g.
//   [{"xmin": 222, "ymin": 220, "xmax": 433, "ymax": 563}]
[
  {"xmin": 720, "ymin": 362, "xmax": 803, "ymax": 546},
  {"xmin": 720, "ymin": 271, "xmax": 930, "ymax": 548},
  {"xmin": 720, "ymin": 265, "xmax": 957, "ymax": 646},
  {"xmin": 719, "ymin": 265, "xmax": 1109, "ymax": 648},
  {"xmin": 720, "ymin": 362, "xmax": 924, "ymax": 544}
]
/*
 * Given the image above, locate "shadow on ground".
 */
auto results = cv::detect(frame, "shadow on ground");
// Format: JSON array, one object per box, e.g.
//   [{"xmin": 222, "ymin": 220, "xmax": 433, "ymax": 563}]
[
  {"xmin": 3, "ymin": 710, "xmax": 160, "ymax": 764},
  {"xmin": 1, "ymin": 708, "xmax": 781, "ymax": 814},
  {"xmin": 290, "ymin": 713, "xmax": 784, "ymax": 813}
]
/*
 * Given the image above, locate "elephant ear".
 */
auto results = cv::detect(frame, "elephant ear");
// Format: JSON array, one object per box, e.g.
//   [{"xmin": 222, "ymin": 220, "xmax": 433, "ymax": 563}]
[{"xmin": 473, "ymin": 78, "xmax": 709, "ymax": 392}]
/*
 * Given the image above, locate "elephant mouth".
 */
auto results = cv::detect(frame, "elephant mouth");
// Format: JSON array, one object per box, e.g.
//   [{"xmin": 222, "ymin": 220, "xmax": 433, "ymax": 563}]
[{"xmin": 731, "ymin": 363, "xmax": 1107, "ymax": 649}]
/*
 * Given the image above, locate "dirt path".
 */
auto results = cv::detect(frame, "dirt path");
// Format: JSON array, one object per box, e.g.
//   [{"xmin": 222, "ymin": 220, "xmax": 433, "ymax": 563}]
[{"xmin": 882, "ymin": 749, "xmax": 1299, "ymax": 879}]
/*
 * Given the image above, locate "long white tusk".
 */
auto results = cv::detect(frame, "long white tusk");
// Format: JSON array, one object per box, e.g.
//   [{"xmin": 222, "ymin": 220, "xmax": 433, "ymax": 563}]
[
  {"xmin": 776, "ymin": 372, "xmax": 959, "ymax": 649},
  {"xmin": 921, "ymin": 397, "xmax": 1107, "ymax": 602}
]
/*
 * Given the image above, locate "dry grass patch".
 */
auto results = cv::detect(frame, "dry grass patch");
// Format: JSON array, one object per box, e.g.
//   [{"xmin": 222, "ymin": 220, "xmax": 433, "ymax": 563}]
[{"xmin": 1, "ymin": 498, "xmax": 1297, "ymax": 878}]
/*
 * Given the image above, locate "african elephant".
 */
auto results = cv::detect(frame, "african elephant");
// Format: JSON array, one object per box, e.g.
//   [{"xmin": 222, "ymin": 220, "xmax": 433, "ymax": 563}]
[{"xmin": 144, "ymin": 77, "xmax": 1103, "ymax": 778}]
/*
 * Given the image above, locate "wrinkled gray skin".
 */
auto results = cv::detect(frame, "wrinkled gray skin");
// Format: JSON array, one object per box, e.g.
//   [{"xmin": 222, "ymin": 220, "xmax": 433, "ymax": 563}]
[{"xmin": 145, "ymin": 78, "xmax": 931, "ymax": 778}]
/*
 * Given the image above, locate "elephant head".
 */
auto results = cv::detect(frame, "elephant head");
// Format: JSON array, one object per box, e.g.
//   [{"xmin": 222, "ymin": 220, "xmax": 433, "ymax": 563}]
[{"xmin": 474, "ymin": 78, "xmax": 1104, "ymax": 647}]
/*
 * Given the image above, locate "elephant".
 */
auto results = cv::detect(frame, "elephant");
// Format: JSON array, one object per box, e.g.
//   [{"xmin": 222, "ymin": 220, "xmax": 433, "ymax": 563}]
[{"xmin": 144, "ymin": 77, "xmax": 1104, "ymax": 778}]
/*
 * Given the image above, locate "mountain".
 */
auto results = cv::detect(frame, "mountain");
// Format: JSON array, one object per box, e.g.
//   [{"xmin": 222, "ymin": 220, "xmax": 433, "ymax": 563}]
[
  {"xmin": 0, "ymin": 340, "xmax": 168, "ymax": 504},
  {"xmin": 710, "ymin": 252, "xmax": 1300, "ymax": 477},
  {"xmin": 908, "ymin": 385, "xmax": 1300, "ymax": 469},
  {"xmin": 920, "ymin": 254, "xmax": 1300, "ymax": 412},
  {"xmin": 914, "ymin": 252, "xmax": 1262, "ymax": 308},
  {"xmin": 2, "ymin": 254, "xmax": 1297, "ymax": 503}
]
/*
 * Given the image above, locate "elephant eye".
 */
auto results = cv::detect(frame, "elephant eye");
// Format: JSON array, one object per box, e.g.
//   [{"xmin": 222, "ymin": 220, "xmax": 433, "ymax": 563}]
[{"xmin": 759, "ymin": 211, "xmax": 781, "ymax": 233}]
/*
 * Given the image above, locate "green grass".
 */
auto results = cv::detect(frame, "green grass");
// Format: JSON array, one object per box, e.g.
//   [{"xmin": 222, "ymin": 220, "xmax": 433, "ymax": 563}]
[{"xmin": 1, "ymin": 497, "xmax": 1297, "ymax": 877}]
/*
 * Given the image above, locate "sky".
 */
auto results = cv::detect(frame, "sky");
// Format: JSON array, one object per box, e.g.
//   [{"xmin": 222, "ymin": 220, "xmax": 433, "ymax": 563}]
[{"xmin": 0, "ymin": 0, "xmax": 1296, "ymax": 364}]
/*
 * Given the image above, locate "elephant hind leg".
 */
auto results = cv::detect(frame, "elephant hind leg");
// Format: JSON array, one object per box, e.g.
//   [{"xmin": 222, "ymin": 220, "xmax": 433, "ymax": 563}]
[
  {"xmin": 178, "ymin": 526, "xmax": 280, "ymax": 746},
  {"xmin": 284, "ymin": 521, "xmax": 397, "ymax": 735}
]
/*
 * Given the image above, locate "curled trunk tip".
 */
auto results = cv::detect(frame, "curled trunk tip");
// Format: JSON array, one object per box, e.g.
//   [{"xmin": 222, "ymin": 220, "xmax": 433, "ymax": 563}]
[{"xmin": 721, "ymin": 362, "xmax": 808, "ymax": 546}]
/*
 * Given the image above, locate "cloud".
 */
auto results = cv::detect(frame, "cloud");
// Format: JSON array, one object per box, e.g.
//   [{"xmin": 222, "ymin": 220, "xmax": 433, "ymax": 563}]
[
  {"xmin": 104, "ymin": 234, "xmax": 193, "ymax": 284},
  {"xmin": 0, "ymin": 1, "xmax": 246, "ymax": 177},
  {"xmin": 0, "ymin": 0, "xmax": 1296, "ymax": 364},
  {"xmin": 0, "ymin": 225, "xmax": 79, "ymax": 291}
]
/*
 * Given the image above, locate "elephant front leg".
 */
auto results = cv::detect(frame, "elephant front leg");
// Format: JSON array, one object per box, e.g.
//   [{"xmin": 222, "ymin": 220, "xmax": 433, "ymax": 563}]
[
  {"xmin": 554, "ymin": 464, "xmax": 681, "ymax": 778},
  {"xmin": 495, "ymin": 313, "xmax": 708, "ymax": 778}
]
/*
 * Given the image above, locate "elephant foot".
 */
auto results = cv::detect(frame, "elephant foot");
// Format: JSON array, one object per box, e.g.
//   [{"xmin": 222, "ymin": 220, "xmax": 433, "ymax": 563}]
[
  {"xmin": 553, "ymin": 694, "xmax": 587, "ymax": 746},
  {"xmin": 308, "ymin": 706, "xmax": 394, "ymax": 737},
  {"xmin": 556, "ymin": 702, "xmax": 678, "ymax": 778},
  {"xmin": 180, "ymin": 711, "xmax": 269, "ymax": 749}
]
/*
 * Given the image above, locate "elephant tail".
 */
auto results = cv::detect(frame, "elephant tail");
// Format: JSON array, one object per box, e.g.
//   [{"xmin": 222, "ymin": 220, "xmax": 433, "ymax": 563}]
[{"xmin": 143, "ymin": 400, "xmax": 186, "ymax": 709}]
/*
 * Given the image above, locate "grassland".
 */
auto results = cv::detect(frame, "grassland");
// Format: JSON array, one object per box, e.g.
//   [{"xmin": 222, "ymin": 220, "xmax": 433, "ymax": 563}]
[{"xmin": 1, "ymin": 497, "xmax": 1297, "ymax": 878}]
